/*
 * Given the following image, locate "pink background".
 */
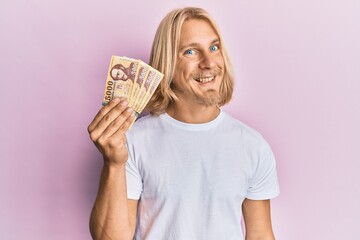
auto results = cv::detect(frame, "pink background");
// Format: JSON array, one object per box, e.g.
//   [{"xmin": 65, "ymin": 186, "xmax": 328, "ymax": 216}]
[{"xmin": 1, "ymin": 0, "xmax": 359, "ymax": 239}]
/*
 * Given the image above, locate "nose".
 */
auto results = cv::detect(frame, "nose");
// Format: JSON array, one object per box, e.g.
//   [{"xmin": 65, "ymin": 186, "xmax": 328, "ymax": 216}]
[{"xmin": 198, "ymin": 52, "xmax": 217, "ymax": 70}]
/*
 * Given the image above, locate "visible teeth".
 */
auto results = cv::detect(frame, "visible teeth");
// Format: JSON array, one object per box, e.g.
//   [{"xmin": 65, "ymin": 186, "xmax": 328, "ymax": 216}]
[{"xmin": 197, "ymin": 76, "xmax": 214, "ymax": 83}]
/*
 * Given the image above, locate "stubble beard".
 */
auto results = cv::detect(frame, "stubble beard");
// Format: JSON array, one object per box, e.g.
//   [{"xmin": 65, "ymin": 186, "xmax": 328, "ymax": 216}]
[
  {"xmin": 194, "ymin": 89, "xmax": 220, "ymax": 107},
  {"xmin": 171, "ymin": 69, "xmax": 223, "ymax": 107},
  {"xmin": 191, "ymin": 69, "xmax": 222, "ymax": 106},
  {"xmin": 171, "ymin": 82, "xmax": 221, "ymax": 107}
]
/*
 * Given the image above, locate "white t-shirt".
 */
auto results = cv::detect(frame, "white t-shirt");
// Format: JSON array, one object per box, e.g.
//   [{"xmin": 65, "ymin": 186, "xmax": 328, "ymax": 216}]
[{"xmin": 126, "ymin": 110, "xmax": 279, "ymax": 240}]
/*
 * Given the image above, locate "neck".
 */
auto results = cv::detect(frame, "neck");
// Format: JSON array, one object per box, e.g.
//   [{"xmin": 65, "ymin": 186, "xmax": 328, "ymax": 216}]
[{"xmin": 166, "ymin": 101, "xmax": 220, "ymax": 124}]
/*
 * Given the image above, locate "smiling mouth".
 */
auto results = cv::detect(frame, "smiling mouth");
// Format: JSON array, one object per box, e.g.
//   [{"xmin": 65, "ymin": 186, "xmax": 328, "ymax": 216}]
[{"xmin": 194, "ymin": 76, "xmax": 215, "ymax": 83}]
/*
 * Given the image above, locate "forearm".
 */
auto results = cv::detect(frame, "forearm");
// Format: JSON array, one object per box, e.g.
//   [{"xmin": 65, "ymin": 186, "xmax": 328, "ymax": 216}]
[
  {"xmin": 90, "ymin": 162, "xmax": 132, "ymax": 240},
  {"xmin": 245, "ymin": 233, "xmax": 275, "ymax": 240},
  {"xmin": 243, "ymin": 199, "xmax": 275, "ymax": 240},
  {"xmin": 244, "ymin": 218, "xmax": 275, "ymax": 240}
]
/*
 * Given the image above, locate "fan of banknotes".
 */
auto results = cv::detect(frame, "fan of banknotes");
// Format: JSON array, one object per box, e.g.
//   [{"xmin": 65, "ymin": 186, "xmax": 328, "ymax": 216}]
[{"xmin": 102, "ymin": 56, "xmax": 164, "ymax": 117}]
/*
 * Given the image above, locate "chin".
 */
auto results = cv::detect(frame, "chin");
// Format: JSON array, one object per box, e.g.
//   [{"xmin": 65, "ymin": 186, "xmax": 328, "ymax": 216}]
[{"xmin": 196, "ymin": 90, "xmax": 220, "ymax": 106}]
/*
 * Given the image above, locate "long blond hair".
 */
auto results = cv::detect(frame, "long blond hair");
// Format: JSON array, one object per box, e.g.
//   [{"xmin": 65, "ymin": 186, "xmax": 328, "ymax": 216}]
[{"xmin": 147, "ymin": 7, "xmax": 234, "ymax": 115}]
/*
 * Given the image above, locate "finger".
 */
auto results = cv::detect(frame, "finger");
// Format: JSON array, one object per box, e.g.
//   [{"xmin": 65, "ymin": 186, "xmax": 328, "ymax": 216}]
[
  {"xmin": 88, "ymin": 97, "xmax": 123, "ymax": 132},
  {"xmin": 88, "ymin": 97, "xmax": 122, "ymax": 133},
  {"xmin": 109, "ymin": 110, "xmax": 136, "ymax": 140},
  {"xmin": 117, "ymin": 110, "xmax": 137, "ymax": 134},
  {"xmin": 101, "ymin": 107, "xmax": 135, "ymax": 139},
  {"xmin": 93, "ymin": 100, "xmax": 130, "ymax": 137}
]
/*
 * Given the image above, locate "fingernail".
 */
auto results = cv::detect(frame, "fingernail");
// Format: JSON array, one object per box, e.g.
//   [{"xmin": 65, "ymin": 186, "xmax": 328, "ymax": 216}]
[
  {"xmin": 112, "ymin": 98, "xmax": 120, "ymax": 102},
  {"xmin": 126, "ymin": 107, "xmax": 133, "ymax": 112},
  {"xmin": 121, "ymin": 100, "xmax": 128, "ymax": 106}
]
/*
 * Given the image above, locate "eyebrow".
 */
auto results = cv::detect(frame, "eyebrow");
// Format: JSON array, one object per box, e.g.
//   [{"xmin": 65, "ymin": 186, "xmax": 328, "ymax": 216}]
[{"xmin": 179, "ymin": 38, "xmax": 220, "ymax": 52}]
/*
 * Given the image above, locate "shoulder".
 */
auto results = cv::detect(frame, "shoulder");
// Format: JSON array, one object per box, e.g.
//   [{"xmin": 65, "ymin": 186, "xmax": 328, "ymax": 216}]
[
  {"xmin": 126, "ymin": 113, "xmax": 163, "ymax": 141},
  {"xmin": 132, "ymin": 113, "xmax": 160, "ymax": 128},
  {"xmin": 221, "ymin": 112, "xmax": 267, "ymax": 141},
  {"xmin": 219, "ymin": 111, "xmax": 275, "ymax": 158}
]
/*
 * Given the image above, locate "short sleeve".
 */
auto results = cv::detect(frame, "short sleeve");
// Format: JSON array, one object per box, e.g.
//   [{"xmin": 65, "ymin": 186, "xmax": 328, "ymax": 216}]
[
  {"xmin": 125, "ymin": 142, "xmax": 143, "ymax": 200},
  {"xmin": 246, "ymin": 140, "xmax": 280, "ymax": 200}
]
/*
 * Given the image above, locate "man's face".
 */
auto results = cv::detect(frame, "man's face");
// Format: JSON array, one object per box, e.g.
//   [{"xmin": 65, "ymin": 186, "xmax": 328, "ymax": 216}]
[{"xmin": 172, "ymin": 19, "xmax": 224, "ymax": 106}]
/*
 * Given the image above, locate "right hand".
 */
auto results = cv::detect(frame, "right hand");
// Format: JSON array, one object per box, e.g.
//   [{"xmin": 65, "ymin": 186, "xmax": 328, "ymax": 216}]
[{"xmin": 88, "ymin": 98, "xmax": 135, "ymax": 167}]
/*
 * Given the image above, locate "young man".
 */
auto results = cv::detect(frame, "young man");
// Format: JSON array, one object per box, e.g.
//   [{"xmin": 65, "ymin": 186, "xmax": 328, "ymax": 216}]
[{"xmin": 88, "ymin": 7, "xmax": 279, "ymax": 240}]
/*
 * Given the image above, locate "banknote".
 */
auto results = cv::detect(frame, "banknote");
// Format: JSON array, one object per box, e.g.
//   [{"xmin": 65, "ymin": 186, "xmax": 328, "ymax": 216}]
[
  {"xmin": 133, "ymin": 69, "xmax": 156, "ymax": 112},
  {"xmin": 134, "ymin": 69, "xmax": 164, "ymax": 113},
  {"xmin": 137, "ymin": 72, "xmax": 163, "ymax": 113},
  {"xmin": 102, "ymin": 56, "xmax": 139, "ymax": 106},
  {"xmin": 129, "ymin": 61, "xmax": 150, "ymax": 109},
  {"xmin": 102, "ymin": 55, "xmax": 164, "ymax": 121}
]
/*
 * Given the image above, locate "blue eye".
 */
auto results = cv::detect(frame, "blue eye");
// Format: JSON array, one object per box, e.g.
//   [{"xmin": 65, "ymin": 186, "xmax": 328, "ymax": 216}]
[
  {"xmin": 185, "ymin": 49, "xmax": 195, "ymax": 55},
  {"xmin": 210, "ymin": 45, "xmax": 218, "ymax": 52}
]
